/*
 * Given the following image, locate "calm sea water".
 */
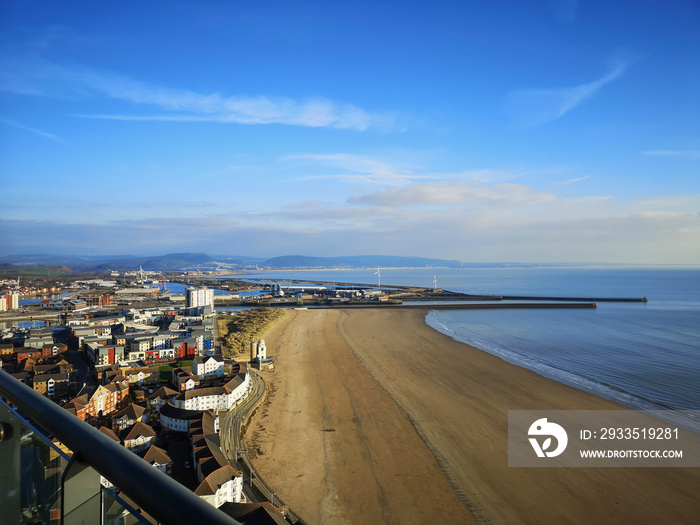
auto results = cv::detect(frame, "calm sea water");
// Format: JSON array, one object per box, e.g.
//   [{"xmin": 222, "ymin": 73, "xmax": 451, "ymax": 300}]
[{"xmin": 227, "ymin": 267, "xmax": 700, "ymax": 423}]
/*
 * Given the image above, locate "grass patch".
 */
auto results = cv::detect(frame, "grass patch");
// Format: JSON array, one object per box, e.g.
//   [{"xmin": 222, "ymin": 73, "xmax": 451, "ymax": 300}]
[
  {"xmin": 159, "ymin": 360, "xmax": 193, "ymax": 383},
  {"xmin": 218, "ymin": 308, "xmax": 288, "ymax": 359}
]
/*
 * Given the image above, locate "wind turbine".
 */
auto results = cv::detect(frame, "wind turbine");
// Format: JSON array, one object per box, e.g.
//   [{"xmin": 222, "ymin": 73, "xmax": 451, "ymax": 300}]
[{"xmin": 374, "ymin": 266, "xmax": 381, "ymax": 288}]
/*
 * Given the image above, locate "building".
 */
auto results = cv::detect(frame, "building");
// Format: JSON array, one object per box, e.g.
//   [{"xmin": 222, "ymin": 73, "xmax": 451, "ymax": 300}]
[
  {"xmin": 0, "ymin": 343, "xmax": 14, "ymax": 357},
  {"xmin": 186, "ymin": 287, "xmax": 214, "ymax": 309},
  {"xmin": 42, "ymin": 343, "xmax": 68, "ymax": 356},
  {"xmin": 16, "ymin": 347, "xmax": 43, "ymax": 363},
  {"xmin": 86, "ymin": 343, "xmax": 126, "ymax": 365},
  {"xmin": 24, "ymin": 330, "xmax": 55, "ymax": 349},
  {"xmin": 141, "ymin": 445, "xmax": 173, "ymax": 476},
  {"xmin": 173, "ymin": 374, "xmax": 250, "ymax": 412},
  {"xmin": 193, "ymin": 355, "xmax": 225, "ymax": 379},
  {"xmin": 147, "ymin": 385, "xmax": 178, "ymax": 410},
  {"xmin": 2, "ymin": 292, "xmax": 20, "ymax": 311},
  {"xmin": 252, "ymin": 338, "xmax": 274, "ymax": 370},
  {"xmin": 121, "ymin": 421, "xmax": 156, "ymax": 453},
  {"xmin": 64, "ymin": 379, "xmax": 130, "ymax": 420},
  {"xmin": 187, "ymin": 410, "xmax": 243, "ymax": 507},
  {"xmin": 63, "ymin": 299, "xmax": 88, "ymax": 311},
  {"xmin": 112, "ymin": 404, "xmax": 148, "ymax": 432},
  {"xmin": 77, "ymin": 294, "xmax": 113, "ymax": 307},
  {"xmin": 158, "ymin": 402, "xmax": 205, "ymax": 433},
  {"xmin": 103, "ymin": 364, "xmax": 160, "ymax": 388},
  {"xmin": 194, "ymin": 465, "xmax": 243, "ymax": 508},
  {"xmin": 33, "ymin": 373, "xmax": 70, "ymax": 399}
]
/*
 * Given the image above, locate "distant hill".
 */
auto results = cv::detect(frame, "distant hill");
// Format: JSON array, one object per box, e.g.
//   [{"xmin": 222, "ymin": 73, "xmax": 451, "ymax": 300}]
[
  {"xmin": 0, "ymin": 253, "xmax": 467, "ymax": 272},
  {"xmin": 93, "ymin": 253, "xmax": 217, "ymax": 271},
  {"xmin": 262, "ymin": 255, "xmax": 463, "ymax": 269},
  {"xmin": 0, "ymin": 263, "xmax": 74, "ymax": 276},
  {"xmin": 0, "ymin": 254, "xmax": 133, "ymax": 267}
]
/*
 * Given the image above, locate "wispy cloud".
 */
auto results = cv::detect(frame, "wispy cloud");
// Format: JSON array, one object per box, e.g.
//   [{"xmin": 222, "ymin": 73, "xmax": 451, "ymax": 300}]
[
  {"xmin": 283, "ymin": 153, "xmax": 529, "ymax": 188},
  {"xmin": 75, "ymin": 94, "xmax": 389, "ymax": 130},
  {"xmin": 556, "ymin": 175, "xmax": 592, "ymax": 185},
  {"xmin": 503, "ymin": 61, "xmax": 630, "ymax": 126},
  {"xmin": 348, "ymin": 181, "xmax": 558, "ymax": 208},
  {"xmin": 284, "ymin": 154, "xmax": 422, "ymax": 186},
  {"xmin": 0, "ymin": 59, "xmax": 394, "ymax": 131},
  {"xmin": 4, "ymin": 192, "xmax": 698, "ymax": 263},
  {"xmin": 631, "ymin": 194, "xmax": 700, "ymax": 214},
  {"xmin": 0, "ymin": 116, "xmax": 67, "ymax": 144},
  {"xmin": 643, "ymin": 150, "xmax": 700, "ymax": 159}
]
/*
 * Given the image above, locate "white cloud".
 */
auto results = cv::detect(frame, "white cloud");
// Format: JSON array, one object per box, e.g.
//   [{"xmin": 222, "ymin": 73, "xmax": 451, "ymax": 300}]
[
  {"xmin": 3, "ymin": 189, "xmax": 699, "ymax": 263},
  {"xmin": 348, "ymin": 181, "xmax": 558, "ymax": 208},
  {"xmin": 284, "ymin": 153, "xmax": 422, "ymax": 186},
  {"xmin": 283, "ymin": 153, "xmax": 531, "ymax": 189},
  {"xmin": 630, "ymin": 194, "xmax": 700, "ymax": 213},
  {"xmin": 556, "ymin": 175, "xmax": 592, "ymax": 185},
  {"xmin": 503, "ymin": 61, "xmax": 629, "ymax": 126},
  {"xmin": 0, "ymin": 59, "xmax": 393, "ymax": 131}
]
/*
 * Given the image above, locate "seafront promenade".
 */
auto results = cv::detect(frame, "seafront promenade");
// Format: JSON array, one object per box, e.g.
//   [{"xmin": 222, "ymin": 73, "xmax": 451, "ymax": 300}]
[{"xmin": 219, "ymin": 370, "xmax": 306, "ymax": 524}]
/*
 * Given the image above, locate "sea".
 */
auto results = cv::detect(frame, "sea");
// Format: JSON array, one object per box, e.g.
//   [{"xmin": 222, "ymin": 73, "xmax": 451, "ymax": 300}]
[{"xmin": 222, "ymin": 266, "xmax": 700, "ymax": 427}]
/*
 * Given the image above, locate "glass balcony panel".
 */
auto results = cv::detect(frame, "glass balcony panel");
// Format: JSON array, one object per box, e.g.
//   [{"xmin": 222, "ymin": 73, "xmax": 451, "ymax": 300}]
[
  {"xmin": 1, "ymin": 398, "xmax": 68, "ymax": 524},
  {"xmin": 2, "ymin": 369, "xmax": 239, "ymax": 525}
]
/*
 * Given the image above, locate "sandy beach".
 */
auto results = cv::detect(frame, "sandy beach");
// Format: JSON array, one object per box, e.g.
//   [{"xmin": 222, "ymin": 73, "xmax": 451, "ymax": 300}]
[{"xmin": 244, "ymin": 308, "xmax": 700, "ymax": 524}]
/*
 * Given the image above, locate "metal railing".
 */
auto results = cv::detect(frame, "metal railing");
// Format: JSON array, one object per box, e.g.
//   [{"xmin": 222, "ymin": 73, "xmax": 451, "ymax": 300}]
[{"xmin": 0, "ymin": 369, "xmax": 239, "ymax": 524}]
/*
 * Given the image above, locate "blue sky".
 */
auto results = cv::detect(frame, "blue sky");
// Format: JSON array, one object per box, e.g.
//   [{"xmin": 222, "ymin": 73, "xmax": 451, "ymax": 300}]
[{"xmin": 1, "ymin": 0, "xmax": 698, "ymax": 263}]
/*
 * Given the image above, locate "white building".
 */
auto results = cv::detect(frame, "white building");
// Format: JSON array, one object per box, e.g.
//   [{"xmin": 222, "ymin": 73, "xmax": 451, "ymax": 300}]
[
  {"xmin": 193, "ymin": 355, "xmax": 225, "ymax": 379},
  {"xmin": 158, "ymin": 402, "xmax": 205, "ymax": 433},
  {"xmin": 195, "ymin": 465, "xmax": 243, "ymax": 507},
  {"xmin": 122, "ymin": 421, "xmax": 156, "ymax": 453},
  {"xmin": 186, "ymin": 287, "xmax": 214, "ymax": 309},
  {"xmin": 256, "ymin": 339, "xmax": 267, "ymax": 360},
  {"xmin": 174, "ymin": 374, "xmax": 250, "ymax": 411}
]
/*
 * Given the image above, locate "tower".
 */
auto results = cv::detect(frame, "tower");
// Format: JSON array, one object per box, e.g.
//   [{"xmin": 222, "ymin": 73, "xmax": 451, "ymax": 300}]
[
  {"xmin": 250, "ymin": 340, "xmax": 258, "ymax": 362},
  {"xmin": 186, "ymin": 287, "xmax": 214, "ymax": 309},
  {"xmin": 257, "ymin": 339, "xmax": 267, "ymax": 360}
]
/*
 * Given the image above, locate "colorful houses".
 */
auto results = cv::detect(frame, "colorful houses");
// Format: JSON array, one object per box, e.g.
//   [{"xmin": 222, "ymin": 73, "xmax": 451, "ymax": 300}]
[{"xmin": 64, "ymin": 379, "xmax": 129, "ymax": 420}]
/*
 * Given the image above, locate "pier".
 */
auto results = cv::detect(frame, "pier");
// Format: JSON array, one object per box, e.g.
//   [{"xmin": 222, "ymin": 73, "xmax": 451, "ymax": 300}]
[
  {"xmin": 499, "ymin": 295, "xmax": 647, "ymax": 303},
  {"xmin": 312, "ymin": 302, "xmax": 599, "ymax": 310}
]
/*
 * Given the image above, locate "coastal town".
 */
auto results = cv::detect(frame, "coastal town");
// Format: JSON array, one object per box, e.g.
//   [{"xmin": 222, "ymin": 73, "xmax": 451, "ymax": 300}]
[
  {"xmin": 1, "ymin": 266, "xmax": 698, "ymax": 525},
  {"xmin": 0, "ymin": 271, "xmax": 295, "ymax": 524}
]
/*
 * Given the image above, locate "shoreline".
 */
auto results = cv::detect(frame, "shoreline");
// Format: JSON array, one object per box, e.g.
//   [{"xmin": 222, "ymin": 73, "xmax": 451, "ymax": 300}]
[
  {"xmin": 245, "ymin": 307, "xmax": 700, "ymax": 524},
  {"xmin": 422, "ymin": 310, "xmax": 686, "ymax": 418}
]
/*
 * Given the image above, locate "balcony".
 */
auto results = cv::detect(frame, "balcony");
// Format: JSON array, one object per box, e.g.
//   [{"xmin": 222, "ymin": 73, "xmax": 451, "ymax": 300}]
[{"xmin": 0, "ymin": 369, "xmax": 240, "ymax": 524}]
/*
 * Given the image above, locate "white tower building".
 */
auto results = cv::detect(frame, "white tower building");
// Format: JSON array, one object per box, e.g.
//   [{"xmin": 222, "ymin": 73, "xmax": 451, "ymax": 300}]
[
  {"xmin": 256, "ymin": 339, "xmax": 267, "ymax": 360},
  {"xmin": 186, "ymin": 287, "xmax": 214, "ymax": 308}
]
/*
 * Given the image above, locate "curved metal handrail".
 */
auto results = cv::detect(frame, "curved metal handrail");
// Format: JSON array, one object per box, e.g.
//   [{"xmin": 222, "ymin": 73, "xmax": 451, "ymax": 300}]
[{"xmin": 0, "ymin": 369, "xmax": 239, "ymax": 525}]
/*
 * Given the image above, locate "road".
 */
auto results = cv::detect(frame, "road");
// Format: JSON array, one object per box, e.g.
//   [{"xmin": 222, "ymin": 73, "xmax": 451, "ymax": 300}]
[
  {"xmin": 219, "ymin": 370, "xmax": 264, "ymax": 499},
  {"xmin": 218, "ymin": 371, "xmax": 305, "ymax": 523}
]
